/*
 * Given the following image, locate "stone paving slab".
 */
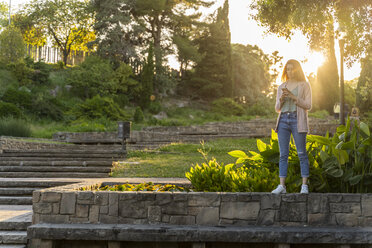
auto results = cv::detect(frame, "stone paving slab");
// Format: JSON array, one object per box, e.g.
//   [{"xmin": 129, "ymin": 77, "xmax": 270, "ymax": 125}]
[{"xmin": 0, "ymin": 205, "xmax": 32, "ymax": 223}]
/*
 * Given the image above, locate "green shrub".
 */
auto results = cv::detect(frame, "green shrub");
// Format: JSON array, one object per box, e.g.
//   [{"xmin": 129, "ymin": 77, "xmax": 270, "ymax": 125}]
[
  {"xmin": 7, "ymin": 61, "xmax": 34, "ymax": 85},
  {"xmin": 0, "ymin": 69, "xmax": 18, "ymax": 95},
  {"xmin": 185, "ymin": 159, "xmax": 277, "ymax": 192},
  {"xmin": 0, "ymin": 117, "xmax": 31, "ymax": 137},
  {"xmin": 68, "ymin": 95, "xmax": 130, "ymax": 121},
  {"xmin": 134, "ymin": 107, "xmax": 144, "ymax": 123},
  {"xmin": 32, "ymin": 61, "xmax": 51, "ymax": 85},
  {"xmin": 0, "ymin": 101, "xmax": 23, "ymax": 118},
  {"xmin": 309, "ymin": 110, "xmax": 329, "ymax": 119},
  {"xmin": 1, "ymin": 87, "xmax": 32, "ymax": 111},
  {"xmin": 148, "ymin": 100, "xmax": 162, "ymax": 114},
  {"xmin": 32, "ymin": 96, "xmax": 65, "ymax": 121},
  {"xmin": 211, "ymin": 98, "xmax": 244, "ymax": 116},
  {"xmin": 245, "ymin": 96, "xmax": 276, "ymax": 116},
  {"xmin": 0, "ymin": 26, "xmax": 25, "ymax": 64},
  {"xmin": 68, "ymin": 56, "xmax": 115, "ymax": 98}
]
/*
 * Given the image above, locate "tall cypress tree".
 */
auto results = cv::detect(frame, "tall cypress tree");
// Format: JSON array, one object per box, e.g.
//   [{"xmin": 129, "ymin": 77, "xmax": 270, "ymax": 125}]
[
  {"xmin": 139, "ymin": 43, "xmax": 154, "ymax": 109},
  {"xmin": 191, "ymin": 0, "xmax": 233, "ymax": 99}
]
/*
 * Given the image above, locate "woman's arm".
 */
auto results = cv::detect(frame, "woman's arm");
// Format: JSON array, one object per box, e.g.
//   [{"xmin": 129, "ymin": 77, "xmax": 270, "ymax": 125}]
[
  {"xmin": 275, "ymin": 85, "xmax": 283, "ymax": 113},
  {"xmin": 295, "ymin": 82, "xmax": 312, "ymax": 111}
]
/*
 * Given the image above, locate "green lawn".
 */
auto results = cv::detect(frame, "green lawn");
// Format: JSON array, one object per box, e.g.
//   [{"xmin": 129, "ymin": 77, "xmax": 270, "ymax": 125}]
[{"xmin": 111, "ymin": 137, "xmax": 269, "ymax": 178}]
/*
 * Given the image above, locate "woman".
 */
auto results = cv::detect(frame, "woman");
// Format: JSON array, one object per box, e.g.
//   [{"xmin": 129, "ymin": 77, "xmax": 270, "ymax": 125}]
[{"xmin": 272, "ymin": 59, "xmax": 312, "ymax": 194}]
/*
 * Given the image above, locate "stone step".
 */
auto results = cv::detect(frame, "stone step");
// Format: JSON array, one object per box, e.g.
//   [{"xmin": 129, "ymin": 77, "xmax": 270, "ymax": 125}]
[
  {"xmin": 0, "ymin": 244, "xmax": 26, "ymax": 248},
  {"xmin": 0, "ymin": 197, "xmax": 32, "ymax": 205},
  {"xmin": 0, "ymin": 153, "xmax": 124, "ymax": 158},
  {"xmin": 0, "ymin": 161, "xmax": 113, "ymax": 167},
  {"xmin": 0, "ymin": 157, "xmax": 113, "ymax": 161},
  {"xmin": 0, "ymin": 222, "xmax": 31, "ymax": 231},
  {"xmin": 0, "ymin": 180, "xmax": 78, "ymax": 188},
  {"xmin": 0, "ymin": 172, "xmax": 109, "ymax": 178},
  {"xmin": 0, "ymin": 166, "xmax": 111, "ymax": 173},
  {"xmin": 0, "ymin": 205, "xmax": 32, "ymax": 230},
  {"xmin": 2, "ymin": 149, "xmax": 123, "ymax": 154},
  {"xmin": 0, "ymin": 231, "xmax": 27, "ymax": 244},
  {"xmin": 0, "ymin": 188, "xmax": 41, "ymax": 196}
]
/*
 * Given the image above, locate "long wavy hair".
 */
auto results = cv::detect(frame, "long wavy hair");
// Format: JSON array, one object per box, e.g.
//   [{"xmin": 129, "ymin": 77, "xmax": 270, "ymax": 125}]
[{"xmin": 281, "ymin": 59, "xmax": 306, "ymax": 82}]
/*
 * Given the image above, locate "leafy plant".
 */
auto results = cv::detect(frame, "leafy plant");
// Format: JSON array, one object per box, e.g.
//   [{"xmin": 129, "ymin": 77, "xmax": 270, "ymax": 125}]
[
  {"xmin": 0, "ymin": 117, "xmax": 31, "ymax": 137},
  {"xmin": 0, "ymin": 101, "xmax": 23, "ymax": 118},
  {"xmin": 211, "ymin": 98, "xmax": 245, "ymax": 116},
  {"xmin": 307, "ymin": 118, "xmax": 372, "ymax": 193},
  {"xmin": 96, "ymin": 182, "xmax": 188, "ymax": 192},
  {"xmin": 134, "ymin": 107, "xmax": 144, "ymax": 123}
]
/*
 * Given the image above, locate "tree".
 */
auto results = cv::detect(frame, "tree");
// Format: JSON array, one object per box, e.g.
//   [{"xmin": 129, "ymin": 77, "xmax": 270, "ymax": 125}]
[
  {"xmin": 139, "ymin": 43, "xmax": 154, "ymax": 109},
  {"xmin": 0, "ymin": 26, "xmax": 25, "ymax": 63},
  {"xmin": 19, "ymin": 0, "xmax": 95, "ymax": 65},
  {"xmin": 0, "ymin": 2, "xmax": 8, "ymax": 27},
  {"xmin": 91, "ymin": 0, "xmax": 214, "ymax": 92},
  {"xmin": 250, "ymin": 0, "xmax": 371, "ymax": 112},
  {"xmin": 190, "ymin": 0, "xmax": 233, "ymax": 99},
  {"xmin": 356, "ymin": 51, "xmax": 372, "ymax": 112},
  {"xmin": 231, "ymin": 44, "xmax": 276, "ymax": 103}
]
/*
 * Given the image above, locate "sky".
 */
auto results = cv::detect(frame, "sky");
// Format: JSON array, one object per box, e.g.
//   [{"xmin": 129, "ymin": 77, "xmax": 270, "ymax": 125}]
[{"xmin": 5, "ymin": 0, "xmax": 361, "ymax": 81}]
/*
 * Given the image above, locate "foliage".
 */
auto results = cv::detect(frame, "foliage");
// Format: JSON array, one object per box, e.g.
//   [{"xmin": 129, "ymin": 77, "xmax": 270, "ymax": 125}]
[
  {"xmin": 0, "ymin": 101, "xmax": 22, "ymax": 118},
  {"xmin": 211, "ymin": 98, "xmax": 244, "ymax": 116},
  {"xmin": 244, "ymin": 95, "xmax": 276, "ymax": 117},
  {"xmin": 6, "ymin": 61, "xmax": 33, "ymax": 85},
  {"xmin": 190, "ymin": 1, "xmax": 233, "ymax": 99},
  {"xmin": 231, "ymin": 44, "xmax": 279, "ymax": 102},
  {"xmin": 0, "ymin": 117, "xmax": 31, "ymax": 137},
  {"xmin": 134, "ymin": 107, "xmax": 144, "ymax": 123},
  {"xmin": 68, "ymin": 56, "xmax": 139, "ymax": 99},
  {"xmin": 148, "ymin": 101, "xmax": 162, "ymax": 114},
  {"xmin": 0, "ymin": 26, "xmax": 25, "ymax": 64},
  {"xmin": 250, "ymin": 0, "xmax": 371, "ymax": 65},
  {"xmin": 32, "ymin": 96, "xmax": 65, "ymax": 121},
  {"xmin": 139, "ymin": 44, "xmax": 154, "ymax": 108},
  {"xmin": 19, "ymin": 0, "xmax": 95, "ymax": 65},
  {"xmin": 1, "ymin": 87, "xmax": 32, "ymax": 111},
  {"xmin": 97, "ymin": 182, "xmax": 189, "ymax": 192},
  {"xmin": 185, "ymin": 158, "xmax": 277, "ymax": 192},
  {"xmin": 356, "ymin": 54, "xmax": 372, "ymax": 112},
  {"xmin": 0, "ymin": 2, "xmax": 8, "ymax": 27},
  {"xmin": 68, "ymin": 95, "xmax": 130, "ymax": 121},
  {"xmin": 308, "ymin": 110, "xmax": 330, "ymax": 119},
  {"xmin": 307, "ymin": 118, "xmax": 372, "ymax": 193}
]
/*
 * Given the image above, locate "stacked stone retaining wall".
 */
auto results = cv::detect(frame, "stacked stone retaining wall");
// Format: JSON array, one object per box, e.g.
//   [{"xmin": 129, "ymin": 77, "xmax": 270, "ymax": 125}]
[{"xmin": 32, "ymin": 181, "xmax": 372, "ymax": 228}]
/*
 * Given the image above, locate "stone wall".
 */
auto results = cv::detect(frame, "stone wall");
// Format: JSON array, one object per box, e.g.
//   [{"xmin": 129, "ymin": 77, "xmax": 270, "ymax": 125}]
[
  {"xmin": 51, "ymin": 119, "xmax": 339, "ymax": 147},
  {"xmin": 32, "ymin": 181, "xmax": 372, "ymax": 228},
  {"xmin": 0, "ymin": 136, "xmax": 72, "ymax": 152}
]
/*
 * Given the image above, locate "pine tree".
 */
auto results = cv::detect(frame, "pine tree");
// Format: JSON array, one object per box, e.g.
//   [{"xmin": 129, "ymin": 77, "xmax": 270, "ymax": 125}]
[{"xmin": 191, "ymin": 0, "xmax": 233, "ymax": 99}]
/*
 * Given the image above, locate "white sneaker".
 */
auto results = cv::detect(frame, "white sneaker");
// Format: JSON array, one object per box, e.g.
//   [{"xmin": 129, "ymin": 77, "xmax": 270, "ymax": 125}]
[
  {"xmin": 300, "ymin": 184, "xmax": 309, "ymax": 194},
  {"xmin": 271, "ymin": 184, "xmax": 286, "ymax": 194}
]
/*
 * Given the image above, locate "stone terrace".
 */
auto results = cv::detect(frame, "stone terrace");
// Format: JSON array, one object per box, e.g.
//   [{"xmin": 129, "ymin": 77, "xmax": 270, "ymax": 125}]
[{"xmin": 28, "ymin": 180, "xmax": 372, "ymax": 248}]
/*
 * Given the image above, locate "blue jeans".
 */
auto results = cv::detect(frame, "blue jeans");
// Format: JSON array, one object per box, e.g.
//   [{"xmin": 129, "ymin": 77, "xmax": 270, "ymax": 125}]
[{"xmin": 277, "ymin": 112, "xmax": 309, "ymax": 178}]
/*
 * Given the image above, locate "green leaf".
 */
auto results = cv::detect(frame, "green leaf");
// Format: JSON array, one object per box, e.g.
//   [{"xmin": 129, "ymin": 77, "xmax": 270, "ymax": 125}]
[
  {"xmin": 307, "ymin": 135, "xmax": 331, "ymax": 145},
  {"xmin": 360, "ymin": 122, "xmax": 370, "ymax": 137},
  {"xmin": 334, "ymin": 149, "xmax": 349, "ymax": 164},
  {"xmin": 271, "ymin": 129, "xmax": 278, "ymax": 141},
  {"xmin": 257, "ymin": 139, "xmax": 267, "ymax": 153},
  {"xmin": 349, "ymin": 175, "xmax": 362, "ymax": 185},
  {"xmin": 228, "ymin": 150, "xmax": 248, "ymax": 158},
  {"xmin": 319, "ymin": 150, "xmax": 329, "ymax": 163},
  {"xmin": 339, "ymin": 132, "xmax": 346, "ymax": 142},
  {"xmin": 326, "ymin": 167, "xmax": 344, "ymax": 178},
  {"xmin": 340, "ymin": 141, "xmax": 355, "ymax": 150}
]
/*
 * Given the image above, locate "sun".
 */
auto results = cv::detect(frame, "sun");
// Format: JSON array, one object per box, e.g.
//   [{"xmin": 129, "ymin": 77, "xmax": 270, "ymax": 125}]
[{"xmin": 301, "ymin": 51, "xmax": 325, "ymax": 76}]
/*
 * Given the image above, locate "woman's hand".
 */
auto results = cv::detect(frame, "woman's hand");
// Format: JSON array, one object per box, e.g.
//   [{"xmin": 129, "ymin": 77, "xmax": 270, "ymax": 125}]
[{"xmin": 282, "ymin": 88, "xmax": 298, "ymax": 102}]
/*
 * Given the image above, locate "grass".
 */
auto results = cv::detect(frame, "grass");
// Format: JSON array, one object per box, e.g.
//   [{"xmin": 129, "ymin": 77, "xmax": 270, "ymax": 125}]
[{"xmin": 111, "ymin": 137, "xmax": 269, "ymax": 178}]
